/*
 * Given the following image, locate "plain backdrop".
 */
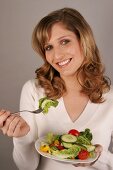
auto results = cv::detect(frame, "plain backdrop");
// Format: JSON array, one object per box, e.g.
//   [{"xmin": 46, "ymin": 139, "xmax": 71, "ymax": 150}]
[{"xmin": 0, "ymin": 0, "xmax": 113, "ymax": 169}]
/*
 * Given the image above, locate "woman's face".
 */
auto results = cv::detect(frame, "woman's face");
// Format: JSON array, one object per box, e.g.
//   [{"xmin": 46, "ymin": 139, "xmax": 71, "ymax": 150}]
[{"xmin": 44, "ymin": 22, "xmax": 84, "ymax": 79}]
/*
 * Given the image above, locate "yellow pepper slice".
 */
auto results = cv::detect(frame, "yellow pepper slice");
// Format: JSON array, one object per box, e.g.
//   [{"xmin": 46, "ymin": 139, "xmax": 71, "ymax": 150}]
[{"xmin": 40, "ymin": 145, "xmax": 50, "ymax": 152}]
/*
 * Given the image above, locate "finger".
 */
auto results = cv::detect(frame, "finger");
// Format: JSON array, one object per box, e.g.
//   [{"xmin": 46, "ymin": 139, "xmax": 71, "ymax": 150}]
[
  {"xmin": 0, "ymin": 109, "xmax": 4, "ymax": 116},
  {"xmin": 73, "ymin": 163, "xmax": 90, "ymax": 167},
  {"xmin": 73, "ymin": 163, "xmax": 81, "ymax": 167},
  {"xmin": 89, "ymin": 149, "xmax": 102, "ymax": 166},
  {"xmin": 6, "ymin": 115, "xmax": 21, "ymax": 137},
  {"xmin": 13, "ymin": 120, "xmax": 30, "ymax": 137},
  {"xmin": 95, "ymin": 144, "xmax": 103, "ymax": 153},
  {"xmin": 2, "ymin": 114, "xmax": 20, "ymax": 135},
  {"xmin": 0, "ymin": 110, "xmax": 11, "ymax": 128},
  {"xmin": 89, "ymin": 155, "xmax": 100, "ymax": 166}
]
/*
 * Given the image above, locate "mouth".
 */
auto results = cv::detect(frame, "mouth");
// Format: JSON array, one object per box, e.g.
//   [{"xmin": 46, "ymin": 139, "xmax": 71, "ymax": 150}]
[{"xmin": 57, "ymin": 58, "xmax": 72, "ymax": 67}]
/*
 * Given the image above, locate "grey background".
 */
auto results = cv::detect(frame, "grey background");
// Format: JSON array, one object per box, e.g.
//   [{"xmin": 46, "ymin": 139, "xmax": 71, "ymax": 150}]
[{"xmin": 0, "ymin": 0, "xmax": 113, "ymax": 170}]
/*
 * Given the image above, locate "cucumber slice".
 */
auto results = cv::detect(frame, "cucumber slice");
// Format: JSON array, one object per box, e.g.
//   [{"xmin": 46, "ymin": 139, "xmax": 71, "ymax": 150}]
[
  {"xmin": 62, "ymin": 142, "xmax": 74, "ymax": 148},
  {"xmin": 62, "ymin": 142, "xmax": 83, "ymax": 150},
  {"xmin": 61, "ymin": 134, "xmax": 77, "ymax": 143}
]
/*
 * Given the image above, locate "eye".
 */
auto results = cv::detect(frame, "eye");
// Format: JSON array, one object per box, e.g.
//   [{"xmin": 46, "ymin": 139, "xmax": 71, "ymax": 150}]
[
  {"xmin": 44, "ymin": 45, "xmax": 53, "ymax": 52},
  {"xmin": 61, "ymin": 39, "xmax": 70, "ymax": 45}
]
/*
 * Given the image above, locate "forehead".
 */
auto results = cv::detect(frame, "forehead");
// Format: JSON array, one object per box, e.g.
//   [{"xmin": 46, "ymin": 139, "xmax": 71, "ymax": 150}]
[{"xmin": 46, "ymin": 22, "xmax": 75, "ymax": 42}]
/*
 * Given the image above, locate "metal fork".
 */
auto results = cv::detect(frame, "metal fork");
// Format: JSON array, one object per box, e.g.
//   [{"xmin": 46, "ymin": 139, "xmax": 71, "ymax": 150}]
[{"xmin": 12, "ymin": 108, "xmax": 43, "ymax": 114}]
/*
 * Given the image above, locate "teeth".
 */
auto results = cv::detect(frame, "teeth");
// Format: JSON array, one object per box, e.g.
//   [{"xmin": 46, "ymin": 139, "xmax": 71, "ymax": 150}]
[{"xmin": 58, "ymin": 59, "xmax": 70, "ymax": 66}]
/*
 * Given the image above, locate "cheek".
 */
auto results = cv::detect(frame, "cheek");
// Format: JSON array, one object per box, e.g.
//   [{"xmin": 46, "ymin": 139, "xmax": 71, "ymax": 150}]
[
  {"xmin": 66, "ymin": 44, "xmax": 77, "ymax": 54},
  {"xmin": 45, "ymin": 54, "xmax": 51, "ymax": 63},
  {"xmin": 66, "ymin": 47, "xmax": 79, "ymax": 59},
  {"xmin": 45, "ymin": 56, "xmax": 56, "ymax": 68},
  {"xmin": 71, "ymin": 47, "xmax": 83, "ymax": 60}
]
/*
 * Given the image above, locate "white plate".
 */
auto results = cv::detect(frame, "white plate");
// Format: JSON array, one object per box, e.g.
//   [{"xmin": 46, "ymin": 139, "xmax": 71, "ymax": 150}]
[{"xmin": 35, "ymin": 136, "xmax": 99, "ymax": 164}]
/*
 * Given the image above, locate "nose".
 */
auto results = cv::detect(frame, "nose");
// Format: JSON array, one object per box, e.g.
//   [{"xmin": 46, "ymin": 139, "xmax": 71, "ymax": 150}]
[{"xmin": 53, "ymin": 46, "xmax": 64, "ymax": 61}]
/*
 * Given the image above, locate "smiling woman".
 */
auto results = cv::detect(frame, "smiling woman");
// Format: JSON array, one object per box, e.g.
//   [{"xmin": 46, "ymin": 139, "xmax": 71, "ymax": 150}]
[
  {"xmin": 0, "ymin": 7, "xmax": 113, "ymax": 170},
  {"xmin": 32, "ymin": 8, "xmax": 110, "ymax": 102}
]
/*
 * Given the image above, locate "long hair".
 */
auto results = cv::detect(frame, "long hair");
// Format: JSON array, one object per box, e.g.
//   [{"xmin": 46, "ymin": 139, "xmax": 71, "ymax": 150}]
[{"xmin": 32, "ymin": 7, "xmax": 110, "ymax": 102}]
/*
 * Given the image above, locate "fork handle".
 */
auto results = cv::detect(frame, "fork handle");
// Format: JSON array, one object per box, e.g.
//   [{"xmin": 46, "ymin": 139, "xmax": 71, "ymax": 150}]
[{"xmin": 12, "ymin": 110, "xmax": 31, "ymax": 114}]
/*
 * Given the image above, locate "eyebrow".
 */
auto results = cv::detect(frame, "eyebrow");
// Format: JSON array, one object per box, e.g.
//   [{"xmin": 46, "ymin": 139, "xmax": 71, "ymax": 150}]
[
  {"xmin": 57, "ymin": 35, "xmax": 72, "ymax": 41},
  {"xmin": 45, "ymin": 35, "xmax": 72, "ymax": 46}
]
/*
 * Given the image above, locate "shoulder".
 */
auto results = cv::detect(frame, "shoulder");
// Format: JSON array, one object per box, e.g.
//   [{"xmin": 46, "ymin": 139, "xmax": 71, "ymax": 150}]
[
  {"xmin": 103, "ymin": 85, "xmax": 113, "ymax": 101},
  {"xmin": 21, "ymin": 79, "xmax": 36, "ymax": 93},
  {"xmin": 22, "ymin": 79, "xmax": 36, "ymax": 89},
  {"xmin": 21, "ymin": 79, "xmax": 44, "ymax": 96}
]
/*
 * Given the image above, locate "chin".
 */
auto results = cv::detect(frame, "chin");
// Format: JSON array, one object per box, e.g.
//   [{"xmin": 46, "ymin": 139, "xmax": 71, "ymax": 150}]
[{"xmin": 60, "ymin": 71, "xmax": 76, "ymax": 78}]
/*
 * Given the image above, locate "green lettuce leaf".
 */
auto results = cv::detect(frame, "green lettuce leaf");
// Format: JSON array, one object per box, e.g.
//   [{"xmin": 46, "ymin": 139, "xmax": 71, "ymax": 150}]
[{"xmin": 39, "ymin": 97, "xmax": 59, "ymax": 114}]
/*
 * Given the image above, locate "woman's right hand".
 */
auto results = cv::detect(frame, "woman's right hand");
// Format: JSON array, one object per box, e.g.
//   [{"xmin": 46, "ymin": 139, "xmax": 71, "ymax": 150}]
[{"xmin": 0, "ymin": 109, "xmax": 30, "ymax": 137}]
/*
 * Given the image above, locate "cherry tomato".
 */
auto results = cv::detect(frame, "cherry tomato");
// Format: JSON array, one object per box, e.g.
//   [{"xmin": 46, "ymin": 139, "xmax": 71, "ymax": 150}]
[
  {"xmin": 78, "ymin": 150, "xmax": 89, "ymax": 160},
  {"xmin": 68, "ymin": 129, "xmax": 80, "ymax": 136}
]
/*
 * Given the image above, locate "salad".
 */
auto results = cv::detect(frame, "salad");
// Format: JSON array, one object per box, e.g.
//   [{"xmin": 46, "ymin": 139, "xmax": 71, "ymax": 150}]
[
  {"xmin": 39, "ymin": 128, "xmax": 97, "ymax": 160},
  {"xmin": 39, "ymin": 97, "xmax": 59, "ymax": 114}
]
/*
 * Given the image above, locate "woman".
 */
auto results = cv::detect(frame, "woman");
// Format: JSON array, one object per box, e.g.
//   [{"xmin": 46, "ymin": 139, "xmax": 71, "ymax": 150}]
[{"xmin": 0, "ymin": 7, "xmax": 113, "ymax": 170}]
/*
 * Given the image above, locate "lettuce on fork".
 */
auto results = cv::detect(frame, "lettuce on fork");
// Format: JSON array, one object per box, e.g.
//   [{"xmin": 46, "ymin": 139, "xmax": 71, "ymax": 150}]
[{"xmin": 39, "ymin": 97, "xmax": 59, "ymax": 114}]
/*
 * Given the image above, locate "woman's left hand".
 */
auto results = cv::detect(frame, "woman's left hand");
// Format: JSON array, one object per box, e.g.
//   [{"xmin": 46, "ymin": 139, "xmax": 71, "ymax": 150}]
[{"xmin": 73, "ymin": 144, "xmax": 103, "ymax": 167}]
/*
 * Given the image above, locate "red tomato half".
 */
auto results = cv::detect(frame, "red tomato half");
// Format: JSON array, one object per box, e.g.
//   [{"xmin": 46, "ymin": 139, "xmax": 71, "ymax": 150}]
[
  {"xmin": 57, "ymin": 145, "xmax": 65, "ymax": 150},
  {"xmin": 68, "ymin": 129, "xmax": 80, "ymax": 136},
  {"xmin": 78, "ymin": 150, "xmax": 89, "ymax": 160}
]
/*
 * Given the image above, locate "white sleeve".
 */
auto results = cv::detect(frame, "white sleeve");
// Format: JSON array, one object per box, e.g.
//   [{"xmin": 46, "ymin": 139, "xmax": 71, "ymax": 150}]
[
  {"xmin": 13, "ymin": 80, "xmax": 40, "ymax": 170},
  {"xmin": 92, "ymin": 132, "xmax": 113, "ymax": 170}
]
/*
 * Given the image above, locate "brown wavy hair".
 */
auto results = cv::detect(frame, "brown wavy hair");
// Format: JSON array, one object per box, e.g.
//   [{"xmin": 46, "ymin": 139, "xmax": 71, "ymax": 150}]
[{"xmin": 32, "ymin": 7, "xmax": 110, "ymax": 103}]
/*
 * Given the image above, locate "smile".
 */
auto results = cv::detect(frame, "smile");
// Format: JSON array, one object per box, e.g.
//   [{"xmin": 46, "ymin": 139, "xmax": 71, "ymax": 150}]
[{"xmin": 57, "ymin": 58, "xmax": 72, "ymax": 66}]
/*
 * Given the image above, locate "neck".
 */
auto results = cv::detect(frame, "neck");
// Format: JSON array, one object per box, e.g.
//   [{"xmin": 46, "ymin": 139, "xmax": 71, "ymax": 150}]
[{"xmin": 62, "ymin": 75, "xmax": 82, "ymax": 93}]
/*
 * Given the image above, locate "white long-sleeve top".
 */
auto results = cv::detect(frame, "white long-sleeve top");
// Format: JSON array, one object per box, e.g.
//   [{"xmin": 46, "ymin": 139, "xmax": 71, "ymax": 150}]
[{"xmin": 13, "ymin": 79, "xmax": 113, "ymax": 170}]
